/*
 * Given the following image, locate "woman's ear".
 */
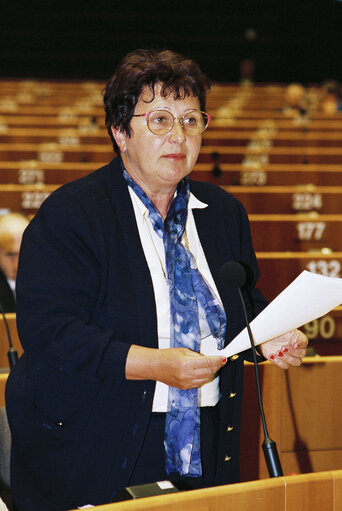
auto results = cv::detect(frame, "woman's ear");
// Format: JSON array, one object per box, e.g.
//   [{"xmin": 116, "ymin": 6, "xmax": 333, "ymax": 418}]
[{"xmin": 111, "ymin": 126, "xmax": 127, "ymax": 153}]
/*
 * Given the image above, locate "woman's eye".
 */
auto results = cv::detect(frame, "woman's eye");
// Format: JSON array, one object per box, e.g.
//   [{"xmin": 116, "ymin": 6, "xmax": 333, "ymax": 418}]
[
  {"xmin": 184, "ymin": 116, "xmax": 197, "ymax": 126},
  {"xmin": 154, "ymin": 116, "xmax": 167, "ymax": 124}
]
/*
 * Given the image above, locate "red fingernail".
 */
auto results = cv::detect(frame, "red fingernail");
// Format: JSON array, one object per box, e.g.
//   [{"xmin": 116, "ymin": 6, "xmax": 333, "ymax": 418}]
[
  {"xmin": 270, "ymin": 355, "xmax": 275, "ymax": 360},
  {"xmin": 277, "ymin": 351, "xmax": 284, "ymax": 357},
  {"xmin": 282, "ymin": 347, "xmax": 289, "ymax": 353},
  {"xmin": 221, "ymin": 358, "xmax": 227, "ymax": 364}
]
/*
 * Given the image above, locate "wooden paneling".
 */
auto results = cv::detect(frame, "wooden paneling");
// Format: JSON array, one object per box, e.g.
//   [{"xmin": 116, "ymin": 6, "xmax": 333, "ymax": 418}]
[
  {"xmin": 241, "ymin": 358, "xmax": 342, "ymax": 482},
  {"xmin": 0, "ymin": 373, "xmax": 8, "ymax": 407}
]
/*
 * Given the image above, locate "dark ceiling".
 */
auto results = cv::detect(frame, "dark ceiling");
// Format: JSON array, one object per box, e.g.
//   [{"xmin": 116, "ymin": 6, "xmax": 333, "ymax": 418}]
[{"xmin": 1, "ymin": 0, "xmax": 341, "ymax": 84}]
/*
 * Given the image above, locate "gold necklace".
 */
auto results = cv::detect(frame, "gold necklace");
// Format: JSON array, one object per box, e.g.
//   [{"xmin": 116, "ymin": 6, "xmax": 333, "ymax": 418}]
[
  {"xmin": 145, "ymin": 220, "xmax": 167, "ymax": 280},
  {"xmin": 183, "ymin": 229, "xmax": 190, "ymax": 251}
]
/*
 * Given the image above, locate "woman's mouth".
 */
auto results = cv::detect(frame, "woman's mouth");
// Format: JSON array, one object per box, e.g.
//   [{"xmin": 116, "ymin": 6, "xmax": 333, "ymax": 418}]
[{"xmin": 163, "ymin": 153, "xmax": 186, "ymax": 160}]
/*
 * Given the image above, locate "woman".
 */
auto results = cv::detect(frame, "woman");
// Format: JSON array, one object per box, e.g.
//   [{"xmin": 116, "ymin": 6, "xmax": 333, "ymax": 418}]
[{"xmin": 6, "ymin": 49, "xmax": 307, "ymax": 511}]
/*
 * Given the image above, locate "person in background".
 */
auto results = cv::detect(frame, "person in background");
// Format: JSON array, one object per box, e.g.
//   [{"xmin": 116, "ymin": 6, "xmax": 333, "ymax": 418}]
[
  {"xmin": 282, "ymin": 83, "xmax": 308, "ymax": 118},
  {"xmin": 320, "ymin": 80, "xmax": 342, "ymax": 114},
  {"xmin": 6, "ymin": 49, "xmax": 307, "ymax": 511},
  {"xmin": 0, "ymin": 212, "xmax": 29, "ymax": 312}
]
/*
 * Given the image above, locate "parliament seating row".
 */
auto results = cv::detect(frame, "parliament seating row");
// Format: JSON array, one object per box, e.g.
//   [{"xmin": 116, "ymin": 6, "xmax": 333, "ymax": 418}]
[
  {"xmin": 1, "ymin": 186, "xmax": 342, "ymax": 251},
  {"xmin": 250, "ymin": 214, "xmax": 342, "ymax": 252},
  {"xmin": 1, "ymin": 109, "xmax": 342, "ymax": 127},
  {"xmin": 2, "ymin": 113, "xmax": 342, "ymax": 132},
  {"xmin": 199, "ymin": 146, "xmax": 342, "ymax": 165},
  {"xmin": 224, "ymin": 186, "xmax": 342, "ymax": 214},
  {"xmin": 3, "ymin": 127, "xmax": 342, "ymax": 148},
  {"xmin": 192, "ymin": 164, "xmax": 342, "ymax": 186},
  {"xmin": 2, "ymin": 98, "xmax": 342, "ymax": 119},
  {"xmin": 203, "ymin": 130, "xmax": 342, "ymax": 147},
  {"xmin": 1, "ymin": 143, "xmax": 342, "ymax": 165},
  {"xmin": 0, "ymin": 162, "xmax": 95, "ymax": 185},
  {"xmin": 256, "ymin": 252, "xmax": 342, "ymax": 300},
  {"xmin": 1, "ymin": 162, "xmax": 342, "ymax": 187},
  {"xmin": 1, "ymin": 182, "xmax": 342, "ymax": 211}
]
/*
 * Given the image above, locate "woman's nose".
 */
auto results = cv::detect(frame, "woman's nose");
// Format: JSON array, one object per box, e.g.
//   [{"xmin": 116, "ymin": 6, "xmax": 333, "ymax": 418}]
[{"xmin": 168, "ymin": 118, "xmax": 186, "ymax": 142}]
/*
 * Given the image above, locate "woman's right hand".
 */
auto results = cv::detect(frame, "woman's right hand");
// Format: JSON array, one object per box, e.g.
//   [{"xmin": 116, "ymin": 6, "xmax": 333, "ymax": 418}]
[{"xmin": 125, "ymin": 345, "xmax": 227, "ymax": 389}]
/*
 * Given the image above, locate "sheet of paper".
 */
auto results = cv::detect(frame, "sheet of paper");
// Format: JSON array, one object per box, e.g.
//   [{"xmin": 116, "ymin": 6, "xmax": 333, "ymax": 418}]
[{"xmin": 202, "ymin": 270, "xmax": 342, "ymax": 358}]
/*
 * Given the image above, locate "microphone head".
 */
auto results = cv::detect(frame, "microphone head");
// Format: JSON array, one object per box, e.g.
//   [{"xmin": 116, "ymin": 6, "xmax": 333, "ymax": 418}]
[{"xmin": 220, "ymin": 261, "xmax": 246, "ymax": 289}]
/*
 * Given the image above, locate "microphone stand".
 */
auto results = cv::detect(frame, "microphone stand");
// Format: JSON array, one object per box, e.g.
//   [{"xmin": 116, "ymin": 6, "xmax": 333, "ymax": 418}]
[
  {"xmin": 237, "ymin": 286, "xmax": 283, "ymax": 478},
  {"xmin": 0, "ymin": 301, "xmax": 18, "ymax": 370}
]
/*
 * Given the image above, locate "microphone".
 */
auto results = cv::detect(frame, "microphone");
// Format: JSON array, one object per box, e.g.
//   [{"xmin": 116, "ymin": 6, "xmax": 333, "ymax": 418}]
[
  {"xmin": 0, "ymin": 299, "xmax": 18, "ymax": 370},
  {"xmin": 220, "ymin": 261, "xmax": 283, "ymax": 478}
]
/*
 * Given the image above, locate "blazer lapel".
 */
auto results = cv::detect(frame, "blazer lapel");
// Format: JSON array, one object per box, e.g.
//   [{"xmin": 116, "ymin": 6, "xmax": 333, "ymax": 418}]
[{"xmin": 106, "ymin": 158, "xmax": 159, "ymax": 349}]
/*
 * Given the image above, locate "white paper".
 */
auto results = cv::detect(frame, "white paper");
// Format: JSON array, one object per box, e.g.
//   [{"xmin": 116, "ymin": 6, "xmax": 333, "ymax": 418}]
[{"xmin": 202, "ymin": 270, "xmax": 342, "ymax": 358}]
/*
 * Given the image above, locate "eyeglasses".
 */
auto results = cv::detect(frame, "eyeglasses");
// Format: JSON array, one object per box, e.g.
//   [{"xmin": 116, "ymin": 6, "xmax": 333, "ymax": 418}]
[{"xmin": 132, "ymin": 109, "xmax": 210, "ymax": 136}]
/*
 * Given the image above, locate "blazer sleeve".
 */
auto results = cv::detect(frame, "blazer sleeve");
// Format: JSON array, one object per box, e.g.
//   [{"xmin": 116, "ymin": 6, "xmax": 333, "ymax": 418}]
[{"xmin": 16, "ymin": 187, "xmax": 132, "ymax": 382}]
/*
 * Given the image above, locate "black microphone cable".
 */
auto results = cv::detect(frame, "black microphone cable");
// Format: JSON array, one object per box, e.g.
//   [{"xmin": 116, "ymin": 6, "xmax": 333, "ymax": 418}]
[
  {"xmin": 221, "ymin": 261, "xmax": 283, "ymax": 478},
  {"xmin": 0, "ymin": 300, "xmax": 18, "ymax": 370}
]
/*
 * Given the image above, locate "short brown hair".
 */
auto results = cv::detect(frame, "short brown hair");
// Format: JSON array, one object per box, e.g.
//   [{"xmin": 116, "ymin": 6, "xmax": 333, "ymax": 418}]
[{"xmin": 103, "ymin": 49, "xmax": 210, "ymax": 154}]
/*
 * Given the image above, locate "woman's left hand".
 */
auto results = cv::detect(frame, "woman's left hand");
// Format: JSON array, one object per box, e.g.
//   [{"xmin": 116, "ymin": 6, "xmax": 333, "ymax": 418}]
[{"xmin": 258, "ymin": 329, "xmax": 308, "ymax": 369}]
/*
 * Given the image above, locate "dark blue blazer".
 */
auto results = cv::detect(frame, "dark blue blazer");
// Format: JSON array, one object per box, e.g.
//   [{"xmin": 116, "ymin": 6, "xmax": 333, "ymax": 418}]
[{"xmin": 6, "ymin": 157, "xmax": 267, "ymax": 510}]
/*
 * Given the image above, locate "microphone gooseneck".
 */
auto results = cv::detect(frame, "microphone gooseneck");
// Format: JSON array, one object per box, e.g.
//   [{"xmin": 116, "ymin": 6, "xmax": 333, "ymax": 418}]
[
  {"xmin": 220, "ymin": 261, "xmax": 283, "ymax": 478},
  {"xmin": 0, "ymin": 299, "xmax": 18, "ymax": 369}
]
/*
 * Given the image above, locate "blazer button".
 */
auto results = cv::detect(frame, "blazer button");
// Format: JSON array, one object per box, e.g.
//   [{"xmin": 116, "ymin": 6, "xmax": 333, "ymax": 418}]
[
  {"xmin": 56, "ymin": 421, "xmax": 64, "ymax": 427},
  {"xmin": 229, "ymin": 392, "xmax": 237, "ymax": 398},
  {"xmin": 230, "ymin": 354, "xmax": 239, "ymax": 361},
  {"xmin": 224, "ymin": 455, "xmax": 232, "ymax": 462},
  {"xmin": 226, "ymin": 426, "xmax": 234, "ymax": 432}
]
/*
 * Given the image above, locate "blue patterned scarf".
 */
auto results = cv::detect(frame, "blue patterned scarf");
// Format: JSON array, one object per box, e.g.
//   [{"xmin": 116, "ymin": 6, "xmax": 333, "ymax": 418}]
[{"xmin": 123, "ymin": 168, "xmax": 226, "ymax": 477}]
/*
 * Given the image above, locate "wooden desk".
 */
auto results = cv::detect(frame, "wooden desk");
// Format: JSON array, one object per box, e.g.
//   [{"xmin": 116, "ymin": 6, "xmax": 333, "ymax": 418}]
[
  {"xmin": 68, "ymin": 470, "xmax": 342, "ymax": 510},
  {"xmin": 224, "ymin": 185, "xmax": 342, "ymax": 214},
  {"xmin": 0, "ymin": 184, "xmax": 57, "ymax": 214},
  {"xmin": 191, "ymin": 163, "xmax": 342, "ymax": 187},
  {"xmin": 0, "ymin": 143, "xmax": 113, "ymax": 163},
  {"xmin": 0, "ymin": 162, "xmax": 96, "ymax": 185},
  {"xmin": 0, "ymin": 127, "xmax": 109, "ymax": 145},
  {"xmin": 0, "ymin": 114, "xmax": 103, "ymax": 130},
  {"xmin": 254, "ymin": 252, "xmax": 342, "ymax": 355},
  {"xmin": 256, "ymin": 251, "xmax": 342, "ymax": 301},
  {"xmin": 0, "ymin": 162, "xmax": 342, "ymax": 189},
  {"xmin": 1, "ymin": 143, "xmax": 342, "ymax": 166},
  {"xmin": 203, "ymin": 129, "xmax": 342, "ymax": 148},
  {"xmin": 197, "ymin": 145, "xmax": 342, "ymax": 165},
  {"xmin": 4, "ymin": 185, "xmax": 342, "ymax": 218},
  {"xmin": 3, "ymin": 127, "xmax": 342, "ymax": 148},
  {"xmin": 249, "ymin": 214, "xmax": 342, "ymax": 252}
]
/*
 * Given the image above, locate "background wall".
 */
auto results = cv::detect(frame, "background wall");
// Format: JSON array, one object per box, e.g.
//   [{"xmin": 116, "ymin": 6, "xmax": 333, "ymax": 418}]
[{"xmin": 0, "ymin": 0, "xmax": 341, "ymax": 84}]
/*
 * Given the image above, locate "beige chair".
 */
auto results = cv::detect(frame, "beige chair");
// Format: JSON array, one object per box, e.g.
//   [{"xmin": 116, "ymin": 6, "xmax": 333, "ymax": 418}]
[{"xmin": 0, "ymin": 407, "xmax": 12, "ymax": 510}]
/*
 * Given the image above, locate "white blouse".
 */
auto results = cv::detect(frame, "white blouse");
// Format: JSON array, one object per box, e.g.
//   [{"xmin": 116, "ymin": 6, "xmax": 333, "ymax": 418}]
[{"xmin": 128, "ymin": 187, "xmax": 223, "ymax": 412}]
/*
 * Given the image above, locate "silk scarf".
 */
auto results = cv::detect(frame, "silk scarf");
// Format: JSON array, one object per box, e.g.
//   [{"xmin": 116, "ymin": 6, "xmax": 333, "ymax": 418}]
[{"xmin": 123, "ymin": 168, "xmax": 226, "ymax": 476}]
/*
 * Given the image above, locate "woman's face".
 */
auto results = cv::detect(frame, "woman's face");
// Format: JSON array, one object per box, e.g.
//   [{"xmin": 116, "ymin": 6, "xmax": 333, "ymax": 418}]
[{"xmin": 112, "ymin": 84, "xmax": 202, "ymax": 197}]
